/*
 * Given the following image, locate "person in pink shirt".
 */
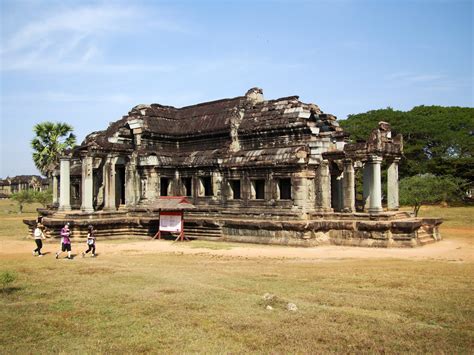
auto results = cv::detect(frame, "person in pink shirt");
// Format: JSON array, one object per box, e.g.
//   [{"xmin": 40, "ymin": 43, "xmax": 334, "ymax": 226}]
[{"xmin": 55, "ymin": 223, "xmax": 72, "ymax": 259}]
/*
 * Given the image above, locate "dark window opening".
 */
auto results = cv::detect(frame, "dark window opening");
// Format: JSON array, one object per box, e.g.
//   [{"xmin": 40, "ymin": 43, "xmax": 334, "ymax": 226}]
[
  {"xmin": 279, "ymin": 178, "xmax": 292, "ymax": 200},
  {"xmin": 252, "ymin": 179, "xmax": 265, "ymax": 200},
  {"xmin": 160, "ymin": 177, "xmax": 170, "ymax": 196},
  {"xmin": 200, "ymin": 176, "xmax": 213, "ymax": 196},
  {"xmin": 115, "ymin": 166, "xmax": 126, "ymax": 206},
  {"xmin": 181, "ymin": 177, "xmax": 192, "ymax": 197},
  {"xmin": 229, "ymin": 180, "xmax": 241, "ymax": 199}
]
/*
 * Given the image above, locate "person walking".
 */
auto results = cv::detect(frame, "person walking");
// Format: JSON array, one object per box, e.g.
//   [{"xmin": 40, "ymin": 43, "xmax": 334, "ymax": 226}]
[
  {"xmin": 32, "ymin": 223, "xmax": 46, "ymax": 256},
  {"xmin": 82, "ymin": 225, "xmax": 97, "ymax": 257},
  {"xmin": 55, "ymin": 223, "xmax": 72, "ymax": 259}
]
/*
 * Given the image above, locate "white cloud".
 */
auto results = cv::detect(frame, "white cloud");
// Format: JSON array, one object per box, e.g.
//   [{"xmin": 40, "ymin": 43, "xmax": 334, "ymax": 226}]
[
  {"xmin": 1, "ymin": 3, "xmax": 184, "ymax": 73},
  {"xmin": 385, "ymin": 72, "xmax": 446, "ymax": 83}
]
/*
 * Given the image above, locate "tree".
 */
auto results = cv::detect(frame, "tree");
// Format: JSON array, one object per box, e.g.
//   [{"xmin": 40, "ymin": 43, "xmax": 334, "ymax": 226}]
[
  {"xmin": 399, "ymin": 174, "xmax": 464, "ymax": 216},
  {"xmin": 31, "ymin": 122, "xmax": 76, "ymax": 177},
  {"xmin": 10, "ymin": 190, "xmax": 35, "ymax": 213},
  {"xmin": 33, "ymin": 189, "xmax": 53, "ymax": 208},
  {"xmin": 340, "ymin": 106, "xmax": 474, "ymax": 182}
]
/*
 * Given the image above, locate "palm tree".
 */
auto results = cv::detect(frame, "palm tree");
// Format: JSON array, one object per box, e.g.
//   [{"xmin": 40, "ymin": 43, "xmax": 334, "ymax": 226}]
[{"xmin": 31, "ymin": 122, "xmax": 76, "ymax": 177}]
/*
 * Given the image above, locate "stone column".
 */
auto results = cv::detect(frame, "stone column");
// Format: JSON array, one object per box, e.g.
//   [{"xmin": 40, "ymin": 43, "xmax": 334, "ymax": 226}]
[
  {"xmin": 52, "ymin": 172, "xmax": 59, "ymax": 206},
  {"xmin": 147, "ymin": 169, "xmax": 159, "ymax": 201},
  {"xmin": 173, "ymin": 169, "xmax": 181, "ymax": 196},
  {"xmin": 125, "ymin": 157, "xmax": 139, "ymax": 207},
  {"xmin": 368, "ymin": 156, "xmax": 383, "ymax": 213},
  {"xmin": 362, "ymin": 163, "xmax": 372, "ymax": 211},
  {"xmin": 316, "ymin": 160, "xmax": 331, "ymax": 211},
  {"xmin": 342, "ymin": 159, "xmax": 355, "ymax": 212},
  {"xmin": 387, "ymin": 158, "xmax": 400, "ymax": 211},
  {"xmin": 292, "ymin": 177, "xmax": 304, "ymax": 207},
  {"xmin": 212, "ymin": 171, "xmax": 222, "ymax": 200},
  {"xmin": 58, "ymin": 157, "xmax": 71, "ymax": 211},
  {"xmin": 103, "ymin": 156, "xmax": 117, "ymax": 211},
  {"xmin": 81, "ymin": 156, "xmax": 94, "ymax": 212}
]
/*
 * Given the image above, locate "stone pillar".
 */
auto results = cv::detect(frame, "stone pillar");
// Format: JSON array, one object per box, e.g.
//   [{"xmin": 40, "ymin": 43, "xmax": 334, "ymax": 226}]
[
  {"xmin": 125, "ymin": 157, "xmax": 139, "ymax": 207},
  {"xmin": 342, "ymin": 159, "xmax": 355, "ymax": 212},
  {"xmin": 362, "ymin": 163, "xmax": 372, "ymax": 211},
  {"xmin": 212, "ymin": 171, "xmax": 222, "ymax": 200},
  {"xmin": 316, "ymin": 161, "xmax": 331, "ymax": 211},
  {"xmin": 292, "ymin": 173, "xmax": 308, "ymax": 212},
  {"xmin": 173, "ymin": 169, "xmax": 180, "ymax": 196},
  {"xmin": 52, "ymin": 172, "xmax": 59, "ymax": 206},
  {"xmin": 81, "ymin": 156, "xmax": 94, "ymax": 212},
  {"xmin": 58, "ymin": 157, "xmax": 71, "ymax": 211},
  {"xmin": 147, "ymin": 169, "xmax": 159, "ymax": 201},
  {"xmin": 368, "ymin": 156, "xmax": 383, "ymax": 214},
  {"xmin": 103, "ymin": 156, "xmax": 117, "ymax": 211},
  {"xmin": 387, "ymin": 158, "xmax": 400, "ymax": 211}
]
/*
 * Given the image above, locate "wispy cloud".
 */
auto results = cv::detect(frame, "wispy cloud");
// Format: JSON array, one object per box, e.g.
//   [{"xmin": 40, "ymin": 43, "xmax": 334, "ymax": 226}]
[
  {"xmin": 1, "ymin": 3, "xmax": 184, "ymax": 73},
  {"xmin": 1, "ymin": 91, "xmax": 134, "ymax": 104},
  {"xmin": 386, "ymin": 72, "xmax": 446, "ymax": 83},
  {"xmin": 384, "ymin": 71, "xmax": 468, "ymax": 92}
]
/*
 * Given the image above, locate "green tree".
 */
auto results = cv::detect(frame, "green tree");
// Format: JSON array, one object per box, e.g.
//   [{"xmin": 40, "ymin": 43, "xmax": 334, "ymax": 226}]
[
  {"xmin": 33, "ymin": 189, "xmax": 53, "ymax": 207},
  {"xmin": 10, "ymin": 190, "xmax": 35, "ymax": 213},
  {"xmin": 399, "ymin": 174, "xmax": 463, "ymax": 216},
  {"xmin": 340, "ymin": 106, "xmax": 474, "ymax": 182},
  {"xmin": 31, "ymin": 122, "xmax": 76, "ymax": 177}
]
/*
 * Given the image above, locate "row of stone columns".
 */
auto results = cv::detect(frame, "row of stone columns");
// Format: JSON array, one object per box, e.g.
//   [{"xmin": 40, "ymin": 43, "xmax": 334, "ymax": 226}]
[
  {"xmin": 361, "ymin": 156, "xmax": 400, "ymax": 213},
  {"xmin": 56, "ymin": 153, "xmax": 399, "ymax": 214},
  {"xmin": 318, "ymin": 156, "xmax": 399, "ymax": 214}
]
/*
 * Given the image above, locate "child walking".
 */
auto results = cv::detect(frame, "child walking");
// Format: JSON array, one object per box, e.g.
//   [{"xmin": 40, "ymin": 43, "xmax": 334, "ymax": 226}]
[
  {"xmin": 55, "ymin": 223, "xmax": 72, "ymax": 259},
  {"xmin": 32, "ymin": 223, "xmax": 46, "ymax": 256},
  {"xmin": 82, "ymin": 225, "xmax": 96, "ymax": 257}
]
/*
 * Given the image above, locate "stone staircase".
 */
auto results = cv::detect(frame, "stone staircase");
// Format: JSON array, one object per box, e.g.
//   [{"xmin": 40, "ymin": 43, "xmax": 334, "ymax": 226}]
[
  {"xmin": 183, "ymin": 224, "xmax": 223, "ymax": 240},
  {"xmin": 417, "ymin": 228, "xmax": 437, "ymax": 246}
]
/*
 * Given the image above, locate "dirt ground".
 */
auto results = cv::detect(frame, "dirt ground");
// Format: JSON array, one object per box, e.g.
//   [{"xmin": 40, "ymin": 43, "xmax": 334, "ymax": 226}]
[{"xmin": 2, "ymin": 227, "xmax": 473, "ymax": 263}]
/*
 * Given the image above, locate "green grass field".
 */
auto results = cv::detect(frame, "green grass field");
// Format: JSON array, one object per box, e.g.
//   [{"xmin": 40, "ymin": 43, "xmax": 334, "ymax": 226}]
[{"xmin": 1, "ymin": 200, "xmax": 473, "ymax": 353}]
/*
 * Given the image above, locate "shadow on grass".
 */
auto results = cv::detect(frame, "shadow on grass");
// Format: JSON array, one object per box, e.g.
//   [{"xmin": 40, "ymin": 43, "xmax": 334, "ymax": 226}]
[{"xmin": 1, "ymin": 286, "xmax": 23, "ymax": 295}]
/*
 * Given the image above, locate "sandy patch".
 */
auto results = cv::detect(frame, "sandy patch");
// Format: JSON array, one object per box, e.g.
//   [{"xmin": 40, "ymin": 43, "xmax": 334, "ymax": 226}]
[{"xmin": 2, "ymin": 231, "xmax": 473, "ymax": 263}]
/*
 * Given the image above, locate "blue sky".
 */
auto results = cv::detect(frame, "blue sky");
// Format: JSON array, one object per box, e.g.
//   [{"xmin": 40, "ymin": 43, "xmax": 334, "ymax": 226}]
[{"xmin": 1, "ymin": 0, "xmax": 472, "ymax": 177}]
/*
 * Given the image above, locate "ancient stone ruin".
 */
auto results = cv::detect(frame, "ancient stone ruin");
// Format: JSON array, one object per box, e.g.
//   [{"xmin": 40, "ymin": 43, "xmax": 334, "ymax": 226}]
[{"xmin": 25, "ymin": 88, "xmax": 442, "ymax": 247}]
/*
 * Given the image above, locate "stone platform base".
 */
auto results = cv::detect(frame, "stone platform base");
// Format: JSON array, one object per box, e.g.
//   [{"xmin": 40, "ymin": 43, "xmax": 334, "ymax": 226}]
[{"xmin": 24, "ymin": 209, "xmax": 442, "ymax": 248}]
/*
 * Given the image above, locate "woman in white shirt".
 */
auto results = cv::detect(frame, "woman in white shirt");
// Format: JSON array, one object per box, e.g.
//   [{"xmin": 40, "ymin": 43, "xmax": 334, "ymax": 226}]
[{"xmin": 33, "ymin": 223, "xmax": 46, "ymax": 256}]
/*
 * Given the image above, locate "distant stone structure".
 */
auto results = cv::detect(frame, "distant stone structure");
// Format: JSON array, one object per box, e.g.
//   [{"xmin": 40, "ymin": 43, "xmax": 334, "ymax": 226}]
[
  {"xmin": 0, "ymin": 175, "xmax": 48, "ymax": 198},
  {"xmin": 25, "ymin": 88, "xmax": 441, "ymax": 247}
]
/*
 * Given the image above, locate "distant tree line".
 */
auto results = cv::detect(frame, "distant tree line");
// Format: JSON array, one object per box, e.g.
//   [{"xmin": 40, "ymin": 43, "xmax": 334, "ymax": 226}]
[{"xmin": 340, "ymin": 105, "xmax": 473, "ymax": 214}]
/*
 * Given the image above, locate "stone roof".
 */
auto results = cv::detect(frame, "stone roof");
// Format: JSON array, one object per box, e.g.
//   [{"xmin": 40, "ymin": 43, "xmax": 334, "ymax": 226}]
[
  {"xmin": 8, "ymin": 175, "xmax": 46, "ymax": 184},
  {"xmin": 77, "ymin": 88, "xmax": 343, "ymax": 154}
]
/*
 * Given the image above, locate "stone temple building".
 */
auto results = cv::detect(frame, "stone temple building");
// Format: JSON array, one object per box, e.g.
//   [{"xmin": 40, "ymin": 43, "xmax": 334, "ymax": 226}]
[{"xmin": 26, "ymin": 88, "xmax": 441, "ymax": 247}]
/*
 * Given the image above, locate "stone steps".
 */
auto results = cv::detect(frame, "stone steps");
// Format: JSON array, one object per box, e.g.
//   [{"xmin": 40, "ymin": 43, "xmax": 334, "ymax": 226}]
[
  {"xmin": 417, "ymin": 231, "xmax": 436, "ymax": 245},
  {"xmin": 184, "ymin": 226, "xmax": 223, "ymax": 239}
]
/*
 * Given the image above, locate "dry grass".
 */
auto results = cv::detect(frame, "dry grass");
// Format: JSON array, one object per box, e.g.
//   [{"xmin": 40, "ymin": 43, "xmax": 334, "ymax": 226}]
[{"xmin": 0, "ymin": 200, "xmax": 473, "ymax": 353}]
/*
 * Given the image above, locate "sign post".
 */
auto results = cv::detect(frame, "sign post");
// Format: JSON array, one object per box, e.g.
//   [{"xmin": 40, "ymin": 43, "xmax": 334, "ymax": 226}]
[
  {"xmin": 155, "ymin": 211, "xmax": 187, "ymax": 241},
  {"xmin": 150, "ymin": 197, "xmax": 194, "ymax": 241}
]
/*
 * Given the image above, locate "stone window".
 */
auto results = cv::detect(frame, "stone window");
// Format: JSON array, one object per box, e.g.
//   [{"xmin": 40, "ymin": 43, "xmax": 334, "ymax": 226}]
[
  {"xmin": 160, "ymin": 177, "xmax": 170, "ymax": 196},
  {"xmin": 250, "ymin": 179, "xmax": 265, "ymax": 200},
  {"xmin": 228, "ymin": 179, "xmax": 241, "ymax": 199},
  {"xmin": 181, "ymin": 177, "xmax": 192, "ymax": 197},
  {"xmin": 198, "ymin": 176, "xmax": 213, "ymax": 197},
  {"xmin": 277, "ymin": 178, "xmax": 292, "ymax": 200}
]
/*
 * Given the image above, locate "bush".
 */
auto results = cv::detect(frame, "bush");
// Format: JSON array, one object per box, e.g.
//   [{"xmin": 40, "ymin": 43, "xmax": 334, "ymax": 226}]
[{"xmin": 1, "ymin": 271, "xmax": 16, "ymax": 291}]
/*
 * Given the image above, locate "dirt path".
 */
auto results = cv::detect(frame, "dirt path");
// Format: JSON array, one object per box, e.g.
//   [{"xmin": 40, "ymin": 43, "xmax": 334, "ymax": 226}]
[{"xmin": 2, "ymin": 227, "xmax": 472, "ymax": 262}]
